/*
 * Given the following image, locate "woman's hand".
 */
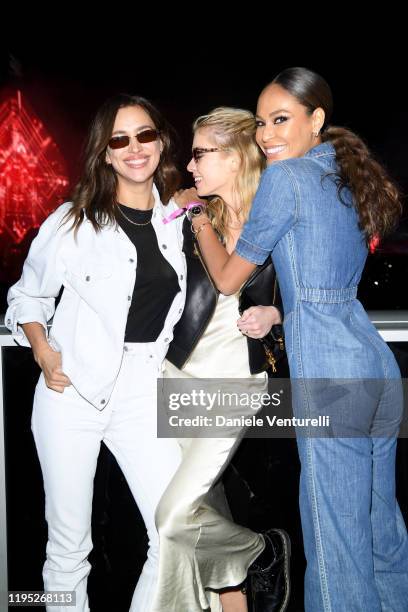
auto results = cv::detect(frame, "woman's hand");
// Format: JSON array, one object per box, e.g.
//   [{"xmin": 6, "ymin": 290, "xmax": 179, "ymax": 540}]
[
  {"xmin": 173, "ymin": 187, "xmax": 205, "ymax": 209},
  {"xmin": 21, "ymin": 322, "xmax": 72, "ymax": 393},
  {"xmin": 35, "ymin": 345, "xmax": 72, "ymax": 393},
  {"xmin": 237, "ymin": 306, "xmax": 282, "ymax": 339}
]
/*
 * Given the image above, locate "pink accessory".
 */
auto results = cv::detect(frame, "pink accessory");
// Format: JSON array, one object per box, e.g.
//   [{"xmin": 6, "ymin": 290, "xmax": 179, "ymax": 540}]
[{"xmin": 163, "ymin": 201, "xmax": 205, "ymax": 224}]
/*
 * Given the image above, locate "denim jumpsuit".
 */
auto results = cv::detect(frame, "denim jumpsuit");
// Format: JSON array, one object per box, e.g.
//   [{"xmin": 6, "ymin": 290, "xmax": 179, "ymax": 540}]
[{"xmin": 236, "ymin": 142, "xmax": 408, "ymax": 611}]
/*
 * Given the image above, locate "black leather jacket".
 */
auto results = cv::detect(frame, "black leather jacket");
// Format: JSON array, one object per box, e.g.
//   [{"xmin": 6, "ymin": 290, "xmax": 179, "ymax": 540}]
[{"xmin": 166, "ymin": 218, "xmax": 284, "ymax": 374}]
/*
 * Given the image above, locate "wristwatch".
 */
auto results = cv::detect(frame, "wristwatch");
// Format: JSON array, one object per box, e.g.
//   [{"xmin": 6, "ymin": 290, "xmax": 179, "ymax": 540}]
[
  {"xmin": 187, "ymin": 203, "xmax": 205, "ymax": 220},
  {"xmin": 190, "ymin": 205, "xmax": 203, "ymax": 215}
]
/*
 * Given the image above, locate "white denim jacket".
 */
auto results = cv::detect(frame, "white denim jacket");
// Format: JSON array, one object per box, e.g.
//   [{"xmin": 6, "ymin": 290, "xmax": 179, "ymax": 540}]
[{"xmin": 5, "ymin": 185, "xmax": 186, "ymax": 409}]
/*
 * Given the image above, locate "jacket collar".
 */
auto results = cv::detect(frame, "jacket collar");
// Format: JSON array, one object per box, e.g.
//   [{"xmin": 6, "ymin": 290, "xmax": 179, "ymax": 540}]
[
  {"xmin": 304, "ymin": 141, "xmax": 335, "ymax": 160},
  {"xmin": 151, "ymin": 183, "xmax": 168, "ymax": 219}
]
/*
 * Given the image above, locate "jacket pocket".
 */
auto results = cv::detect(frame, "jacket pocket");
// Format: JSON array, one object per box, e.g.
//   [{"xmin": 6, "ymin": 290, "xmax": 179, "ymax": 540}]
[{"xmin": 69, "ymin": 258, "xmax": 113, "ymax": 283}]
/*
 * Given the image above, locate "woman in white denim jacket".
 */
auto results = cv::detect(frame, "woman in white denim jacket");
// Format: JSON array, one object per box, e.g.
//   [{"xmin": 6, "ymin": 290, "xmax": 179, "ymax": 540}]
[{"xmin": 6, "ymin": 94, "xmax": 186, "ymax": 612}]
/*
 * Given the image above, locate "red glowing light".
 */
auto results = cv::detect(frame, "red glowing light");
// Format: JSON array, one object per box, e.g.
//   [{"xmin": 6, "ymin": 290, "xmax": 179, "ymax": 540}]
[
  {"xmin": 0, "ymin": 90, "xmax": 69, "ymax": 245},
  {"xmin": 369, "ymin": 234, "xmax": 380, "ymax": 254}
]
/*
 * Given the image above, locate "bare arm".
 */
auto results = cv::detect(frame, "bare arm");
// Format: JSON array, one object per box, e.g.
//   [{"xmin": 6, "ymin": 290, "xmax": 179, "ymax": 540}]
[
  {"xmin": 192, "ymin": 215, "xmax": 256, "ymax": 295},
  {"xmin": 22, "ymin": 322, "xmax": 71, "ymax": 392},
  {"xmin": 173, "ymin": 187, "xmax": 205, "ymax": 208},
  {"xmin": 192, "ymin": 163, "xmax": 298, "ymax": 295}
]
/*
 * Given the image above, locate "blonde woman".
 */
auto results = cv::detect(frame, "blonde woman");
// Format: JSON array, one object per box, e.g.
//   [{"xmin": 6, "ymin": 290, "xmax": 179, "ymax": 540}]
[{"xmin": 152, "ymin": 108, "xmax": 290, "ymax": 612}]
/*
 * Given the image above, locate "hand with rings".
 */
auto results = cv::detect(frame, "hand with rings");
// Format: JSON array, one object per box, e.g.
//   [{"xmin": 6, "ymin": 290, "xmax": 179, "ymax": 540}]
[{"xmin": 237, "ymin": 305, "xmax": 282, "ymax": 339}]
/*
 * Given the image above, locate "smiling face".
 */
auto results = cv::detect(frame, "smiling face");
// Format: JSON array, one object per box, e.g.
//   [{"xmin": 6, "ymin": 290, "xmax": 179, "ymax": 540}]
[
  {"xmin": 255, "ymin": 84, "xmax": 325, "ymax": 165},
  {"xmin": 187, "ymin": 127, "xmax": 239, "ymax": 202},
  {"xmin": 105, "ymin": 105, "xmax": 163, "ymax": 192}
]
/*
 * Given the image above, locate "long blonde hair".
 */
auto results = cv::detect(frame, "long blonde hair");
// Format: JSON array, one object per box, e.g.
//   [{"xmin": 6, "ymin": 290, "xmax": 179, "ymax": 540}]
[{"xmin": 193, "ymin": 107, "xmax": 265, "ymax": 239}]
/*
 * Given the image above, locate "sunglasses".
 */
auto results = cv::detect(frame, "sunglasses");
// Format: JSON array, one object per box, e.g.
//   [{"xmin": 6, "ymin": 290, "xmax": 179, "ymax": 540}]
[
  {"xmin": 108, "ymin": 128, "xmax": 160, "ymax": 149},
  {"xmin": 192, "ymin": 147, "xmax": 223, "ymax": 162}
]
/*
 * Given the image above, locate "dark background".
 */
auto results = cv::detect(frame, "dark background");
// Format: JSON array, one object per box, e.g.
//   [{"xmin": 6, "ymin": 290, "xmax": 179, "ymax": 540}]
[
  {"xmin": 1, "ymin": 35, "xmax": 408, "ymax": 611},
  {"xmin": 1, "ymin": 38, "xmax": 408, "ymax": 311},
  {"xmin": 1, "ymin": 43, "xmax": 408, "ymax": 193}
]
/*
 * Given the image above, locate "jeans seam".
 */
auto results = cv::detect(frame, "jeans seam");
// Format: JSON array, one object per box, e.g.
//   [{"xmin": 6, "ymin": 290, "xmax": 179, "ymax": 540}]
[
  {"xmin": 306, "ymin": 437, "xmax": 332, "ymax": 612},
  {"xmin": 295, "ymin": 308, "xmax": 332, "ymax": 610},
  {"xmin": 288, "ymin": 230, "xmax": 300, "ymax": 289},
  {"xmin": 294, "ymin": 303, "xmax": 303, "ymax": 377},
  {"xmin": 349, "ymin": 306, "xmax": 389, "ymax": 378}
]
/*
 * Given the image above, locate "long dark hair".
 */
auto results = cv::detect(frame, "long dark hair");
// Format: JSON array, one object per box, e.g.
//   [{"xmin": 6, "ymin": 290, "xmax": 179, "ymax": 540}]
[
  {"xmin": 65, "ymin": 94, "xmax": 182, "ymax": 232},
  {"xmin": 271, "ymin": 67, "xmax": 401, "ymax": 241}
]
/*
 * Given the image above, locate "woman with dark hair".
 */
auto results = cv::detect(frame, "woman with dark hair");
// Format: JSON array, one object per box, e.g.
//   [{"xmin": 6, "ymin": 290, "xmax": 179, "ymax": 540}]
[
  {"xmin": 5, "ymin": 94, "xmax": 186, "ymax": 611},
  {"xmin": 188, "ymin": 68, "xmax": 408, "ymax": 611}
]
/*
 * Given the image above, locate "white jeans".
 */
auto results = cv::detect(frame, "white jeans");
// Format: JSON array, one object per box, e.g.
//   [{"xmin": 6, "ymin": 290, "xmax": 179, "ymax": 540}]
[{"xmin": 31, "ymin": 343, "xmax": 182, "ymax": 612}]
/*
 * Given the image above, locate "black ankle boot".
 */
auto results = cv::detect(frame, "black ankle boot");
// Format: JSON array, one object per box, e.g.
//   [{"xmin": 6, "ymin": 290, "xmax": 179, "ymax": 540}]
[{"xmin": 247, "ymin": 528, "xmax": 291, "ymax": 612}]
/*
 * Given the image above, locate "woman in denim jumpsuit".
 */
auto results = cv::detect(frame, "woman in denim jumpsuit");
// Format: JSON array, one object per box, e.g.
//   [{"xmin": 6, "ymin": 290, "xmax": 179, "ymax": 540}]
[{"xmin": 190, "ymin": 68, "xmax": 408, "ymax": 611}]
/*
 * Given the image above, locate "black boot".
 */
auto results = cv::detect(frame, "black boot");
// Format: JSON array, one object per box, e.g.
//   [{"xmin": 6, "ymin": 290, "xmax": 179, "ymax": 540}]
[{"xmin": 247, "ymin": 528, "xmax": 291, "ymax": 612}]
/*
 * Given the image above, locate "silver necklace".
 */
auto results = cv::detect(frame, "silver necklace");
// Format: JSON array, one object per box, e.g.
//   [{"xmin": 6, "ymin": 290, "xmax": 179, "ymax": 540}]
[{"xmin": 117, "ymin": 204, "xmax": 153, "ymax": 227}]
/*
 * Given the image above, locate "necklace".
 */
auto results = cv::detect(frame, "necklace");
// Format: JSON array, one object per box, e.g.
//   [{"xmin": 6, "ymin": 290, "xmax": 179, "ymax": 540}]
[{"xmin": 117, "ymin": 204, "xmax": 153, "ymax": 227}]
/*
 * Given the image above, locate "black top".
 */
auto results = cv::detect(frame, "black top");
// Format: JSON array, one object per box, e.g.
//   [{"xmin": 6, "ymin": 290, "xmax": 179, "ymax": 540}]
[
  {"xmin": 117, "ymin": 203, "xmax": 179, "ymax": 342},
  {"xmin": 166, "ymin": 217, "xmax": 288, "ymax": 375}
]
